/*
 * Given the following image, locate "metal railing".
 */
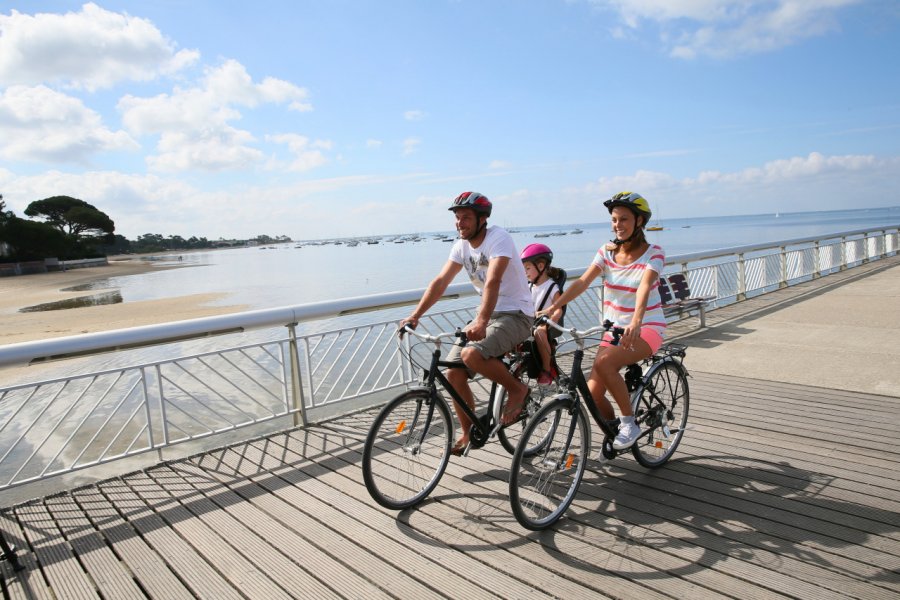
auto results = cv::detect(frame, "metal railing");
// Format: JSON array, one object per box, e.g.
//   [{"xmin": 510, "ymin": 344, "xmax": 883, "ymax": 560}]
[{"xmin": 0, "ymin": 226, "xmax": 896, "ymax": 493}]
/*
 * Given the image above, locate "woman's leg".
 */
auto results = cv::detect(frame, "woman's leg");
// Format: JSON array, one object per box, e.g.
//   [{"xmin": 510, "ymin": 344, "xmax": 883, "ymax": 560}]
[{"xmin": 592, "ymin": 339, "xmax": 653, "ymax": 415}]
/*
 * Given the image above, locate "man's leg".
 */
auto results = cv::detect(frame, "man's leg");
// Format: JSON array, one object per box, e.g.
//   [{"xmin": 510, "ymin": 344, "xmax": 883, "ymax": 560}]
[
  {"xmin": 461, "ymin": 311, "xmax": 532, "ymax": 426},
  {"xmin": 446, "ymin": 366, "xmax": 475, "ymax": 448},
  {"xmin": 460, "ymin": 348, "xmax": 529, "ymax": 425}
]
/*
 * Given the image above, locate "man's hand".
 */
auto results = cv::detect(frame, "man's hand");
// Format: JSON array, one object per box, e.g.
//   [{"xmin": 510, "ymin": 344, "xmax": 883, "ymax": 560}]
[
  {"xmin": 398, "ymin": 315, "xmax": 419, "ymax": 336},
  {"xmin": 464, "ymin": 317, "xmax": 488, "ymax": 342}
]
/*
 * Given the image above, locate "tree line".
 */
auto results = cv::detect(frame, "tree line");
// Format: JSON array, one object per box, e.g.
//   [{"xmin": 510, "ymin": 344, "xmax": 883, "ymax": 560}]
[{"xmin": 0, "ymin": 194, "xmax": 288, "ymax": 261}]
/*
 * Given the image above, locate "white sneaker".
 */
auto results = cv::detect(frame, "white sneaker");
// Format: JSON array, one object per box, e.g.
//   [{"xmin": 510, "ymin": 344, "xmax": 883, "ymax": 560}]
[{"xmin": 612, "ymin": 421, "xmax": 641, "ymax": 450}]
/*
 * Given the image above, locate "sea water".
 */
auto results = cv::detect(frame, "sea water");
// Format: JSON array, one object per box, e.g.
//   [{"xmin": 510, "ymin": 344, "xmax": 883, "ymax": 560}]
[{"xmin": 76, "ymin": 206, "xmax": 900, "ymax": 311}]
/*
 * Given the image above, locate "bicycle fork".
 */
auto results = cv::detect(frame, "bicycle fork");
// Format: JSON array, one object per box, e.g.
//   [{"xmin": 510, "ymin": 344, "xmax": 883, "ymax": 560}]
[{"xmin": 401, "ymin": 390, "xmax": 438, "ymax": 455}]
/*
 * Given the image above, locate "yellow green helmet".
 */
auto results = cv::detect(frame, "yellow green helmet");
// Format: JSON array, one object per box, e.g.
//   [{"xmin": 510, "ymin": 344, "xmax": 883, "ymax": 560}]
[{"xmin": 603, "ymin": 191, "xmax": 652, "ymax": 224}]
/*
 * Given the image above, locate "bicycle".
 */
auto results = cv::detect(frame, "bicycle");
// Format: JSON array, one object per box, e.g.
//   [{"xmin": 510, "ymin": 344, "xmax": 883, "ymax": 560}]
[
  {"xmin": 508, "ymin": 318, "xmax": 690, "ymax": 530},
  {"xmin": 362, "ymin": 325, "xmax": 554, "ymax": 510}
]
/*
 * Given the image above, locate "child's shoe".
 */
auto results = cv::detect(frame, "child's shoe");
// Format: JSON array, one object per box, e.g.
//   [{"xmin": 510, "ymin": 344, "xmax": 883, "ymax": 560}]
[{"xmin": 537, "ymin": 366, "xmax": 558, "ymax": 386}]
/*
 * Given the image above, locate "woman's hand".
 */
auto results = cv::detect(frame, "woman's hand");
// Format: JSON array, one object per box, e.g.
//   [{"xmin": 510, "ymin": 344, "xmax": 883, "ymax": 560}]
[
  {"xmin": 535, "ymin": 305, "xmax": 556, "ymax": 321},
  {"xmin": 621, "ymin": 322, "xmax": 641, "ymax": 351}
]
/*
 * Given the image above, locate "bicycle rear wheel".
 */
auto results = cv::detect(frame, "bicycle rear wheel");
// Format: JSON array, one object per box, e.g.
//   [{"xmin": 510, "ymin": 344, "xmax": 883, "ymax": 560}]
[
  {"xmin": 509, "ymin": 395, "xmax": 589, "ymax": 530},
  {"xmin": 497, "ymin": 361, "xmax": 552, "ymax": 455},
  {"xmin": 631, "ymin": 361, "xmax": 689, "ymax": 468},
  {"xmin": 362, "ymin": 389, "xmax": 452, "ymax": 509}
]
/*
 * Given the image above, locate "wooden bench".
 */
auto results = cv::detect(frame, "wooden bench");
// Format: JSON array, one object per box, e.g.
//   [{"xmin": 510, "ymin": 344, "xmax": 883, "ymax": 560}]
[{"xmin": 659, "ymin": 273, "xmax": 715, "ymax": 328}]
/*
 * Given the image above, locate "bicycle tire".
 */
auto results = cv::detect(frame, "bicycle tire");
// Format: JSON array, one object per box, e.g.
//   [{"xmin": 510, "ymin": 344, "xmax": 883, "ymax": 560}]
[
  {"xmin": 497, "ymin": 387, "xmax": 560, "ymax": 456},
  {"xmin": 362, "ymin": 389, "xmax": 452, "ymax": 510},
  {"xmin": 509, "ymin": 395, "xmax": 590, "ymax": 530},
  {"xmin": 631, "ymin": 361, "xmax": 690, "ymax": 468}
]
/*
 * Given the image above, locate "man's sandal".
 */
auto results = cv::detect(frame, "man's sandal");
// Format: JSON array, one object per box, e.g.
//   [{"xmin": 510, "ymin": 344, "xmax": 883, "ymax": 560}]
[{"xmin": 501, "ymin": 393, "xmax": 530, "ymax": 427}]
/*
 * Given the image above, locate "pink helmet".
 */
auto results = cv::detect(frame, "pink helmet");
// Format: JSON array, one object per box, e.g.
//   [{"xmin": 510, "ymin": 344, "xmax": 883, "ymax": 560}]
[{"xmin": 520, "ymin": 243, "xmax": 553, "ymax": 264}]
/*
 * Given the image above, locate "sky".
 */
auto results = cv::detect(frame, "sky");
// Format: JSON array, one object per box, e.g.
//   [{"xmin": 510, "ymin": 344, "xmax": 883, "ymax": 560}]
[{"xmin": 1, "ymin": 1, "xmax": 899, "ymax": 241}]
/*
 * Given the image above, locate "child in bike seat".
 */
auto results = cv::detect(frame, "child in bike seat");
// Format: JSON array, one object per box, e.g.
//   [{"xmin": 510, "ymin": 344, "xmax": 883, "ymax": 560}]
[{"xmin": 520, "ymin": 243, "xmax": 564, "ymax": 385}]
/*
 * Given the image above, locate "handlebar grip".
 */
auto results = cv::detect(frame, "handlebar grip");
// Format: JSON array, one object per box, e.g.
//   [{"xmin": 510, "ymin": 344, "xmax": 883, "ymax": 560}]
[{"xmin": 602, "ymin": 319, "xmax": 625, "ymax": 346}]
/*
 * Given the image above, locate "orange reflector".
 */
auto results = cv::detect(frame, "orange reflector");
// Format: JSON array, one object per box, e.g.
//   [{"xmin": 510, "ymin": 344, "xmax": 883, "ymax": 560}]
[
  {"xmin": 565, "ymin": 454, "xmax": 575, "ymax": 469},
  {"xmin": 655, "ymin": 441, "xmax": 664, "ymax": 448},
  {"xmin": 395, "ymin": 420, "xmax": 407, "ymax": 434}
]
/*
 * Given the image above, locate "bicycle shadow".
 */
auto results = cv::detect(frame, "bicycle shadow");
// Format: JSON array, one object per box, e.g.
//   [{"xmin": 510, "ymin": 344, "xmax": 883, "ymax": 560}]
[{"xmin": 534, "ymin": 454, "xmax": 900, "ymax": 585}]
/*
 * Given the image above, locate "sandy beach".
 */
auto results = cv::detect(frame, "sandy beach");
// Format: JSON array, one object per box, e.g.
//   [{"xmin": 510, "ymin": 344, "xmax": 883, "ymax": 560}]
[{"xmin": 0, "ymin": 258, "xmax": 247, "ymax": 346}]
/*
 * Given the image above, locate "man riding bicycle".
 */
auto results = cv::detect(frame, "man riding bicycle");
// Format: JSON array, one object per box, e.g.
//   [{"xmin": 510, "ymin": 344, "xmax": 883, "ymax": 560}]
[{"xmin": 400, "ymin": 192, "xmax": 534, "ymax": 455}]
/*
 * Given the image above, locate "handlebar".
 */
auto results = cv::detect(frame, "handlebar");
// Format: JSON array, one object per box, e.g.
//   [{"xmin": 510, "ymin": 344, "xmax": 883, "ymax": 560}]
[
  {"xmin": 398, "ymin": 324, "xmax": 467, "ymax": 345},
  {"xmin": 536, "ymin": 316, "xmax": 625, "ymax": 346}
]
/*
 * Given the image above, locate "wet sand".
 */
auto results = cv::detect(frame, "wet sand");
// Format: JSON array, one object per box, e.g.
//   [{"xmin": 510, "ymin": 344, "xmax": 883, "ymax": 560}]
[{"xmin": 0, "ymin": 259, "xmax": 247, "ymax": 346}]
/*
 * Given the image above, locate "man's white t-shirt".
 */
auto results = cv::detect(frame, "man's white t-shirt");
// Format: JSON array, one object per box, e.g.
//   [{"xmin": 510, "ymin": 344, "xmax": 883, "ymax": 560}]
[{"xmin": 449, "ymin": 226, "xmax": 534, "ymax": 316}]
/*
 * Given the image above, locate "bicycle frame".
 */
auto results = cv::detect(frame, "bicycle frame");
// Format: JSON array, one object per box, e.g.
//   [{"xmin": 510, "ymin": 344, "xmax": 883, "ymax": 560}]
[
  {"xmin": 406, "ymin": 328, "xmax": 518, "ymax": 450},
  {"xmin": 543, "ymin": 318, "xmax": 686, "ymax": 457}
]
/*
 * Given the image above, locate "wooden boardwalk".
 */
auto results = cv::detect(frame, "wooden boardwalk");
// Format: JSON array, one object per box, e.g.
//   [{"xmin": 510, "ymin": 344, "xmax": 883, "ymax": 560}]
[{"xmin": 2, "ymin": 368, "xmax": 899, "ymax": 599}]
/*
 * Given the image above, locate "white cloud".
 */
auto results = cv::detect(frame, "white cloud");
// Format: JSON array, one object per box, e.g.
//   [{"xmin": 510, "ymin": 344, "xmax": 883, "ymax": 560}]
[
  {"xmin": 366, "ymin": 139, "xmax": 383, "ymax": 149},
  {"xmin": 489, "ymin": 160, "xmax": 514, "ymax": 170},
  {"xmin": 402, "ymin": 137, "xmax": 422, "ymax": 156},
  {"xmin": 592, "ymin": 0, "xmax": 863, "ymax": 59},
  {"xmin": 118, "ymin": 60, "xmax": 312, "ymax": 172},
  {"xmin": 0, "ymin": 85, "xmax": 139, "ymax": 163},
  {"xmin": 576, "ymin": 152, "xmax": 897, "ymax": 219},
  {"xmin": 404, "ymin": 110, "xmax": 426, "ymax": 121},
  {"xmin": 0, "ymin": 3, "xmax": 198, "ymax": 90},
  {"xmin": 267, "ymin": 133, "xmax": 333, "ymax": 172}
]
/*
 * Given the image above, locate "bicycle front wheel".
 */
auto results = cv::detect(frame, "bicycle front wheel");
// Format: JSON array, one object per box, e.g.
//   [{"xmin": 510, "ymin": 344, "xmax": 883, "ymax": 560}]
[
  {"xmin": 362, "ymin": 389, "xmax": 452, "ymax": 509},
  {"xmin": 631, "ymin": 361, "xmax": 690, "ymax": 468},
  {"xmin": 509, "ymin": 395, "xmax": 589, "ymax": 530}
]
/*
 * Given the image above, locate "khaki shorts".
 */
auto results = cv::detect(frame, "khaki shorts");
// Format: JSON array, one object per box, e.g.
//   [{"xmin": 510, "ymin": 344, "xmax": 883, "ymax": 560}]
[{"xmin": 446, "ymin": 311, "xmax": 532, "ymax": 375}]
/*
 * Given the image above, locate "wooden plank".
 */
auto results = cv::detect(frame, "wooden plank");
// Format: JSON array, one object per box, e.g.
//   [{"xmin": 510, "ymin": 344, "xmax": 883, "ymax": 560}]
[
  {"xmin": 14, "ymin": 501, "xmax": 100, "ymax": 599},
  {"xmin": 189, "ymin": 441, "xmax": 479, "ymax": 599},
  {"xmin": 96, "ymin": 476, "xmax": 244, "ymax": 600},
  {"xmin": 43, "ymin": 493, "xmax": 145, "ymax": 599},
  {"xmin": 0, "ymin": 510, "xmax": 55, "ymax": 600},
  {"xmin": 119, "ymin": 469, "xmax": 294, "ymax": 600},
  {"xmin": 233, "ymin": 431, "xmax": 620, "ymax": 600},
  {"xmin": 148, "ymin": 462, "xmax": 387, "ymax": 599},
  {"xmin": 70, "ymin": 485, "xmax": 196, "ymax": 600}
]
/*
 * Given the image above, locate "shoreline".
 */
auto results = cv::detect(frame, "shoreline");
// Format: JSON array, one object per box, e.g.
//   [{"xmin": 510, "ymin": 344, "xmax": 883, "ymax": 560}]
[{"xmin": 0, "ymin": 259, "xmax": 248, "ymax": 346}]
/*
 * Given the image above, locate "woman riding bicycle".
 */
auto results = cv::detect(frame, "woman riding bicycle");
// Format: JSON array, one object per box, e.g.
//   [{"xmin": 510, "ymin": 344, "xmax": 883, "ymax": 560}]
[{"xmin": 539, "ymin": 191, "xmax": 667, "ymax": 450}]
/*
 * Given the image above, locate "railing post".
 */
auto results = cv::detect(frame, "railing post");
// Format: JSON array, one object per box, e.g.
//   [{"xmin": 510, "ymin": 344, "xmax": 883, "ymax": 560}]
[
  {"xmin": 862, "ymin": 233, "xmax": 870, "ymax": 264},
  {"xmin": 840, "ymin": 236, "xmax": 847, "ymax": 271},
  {"xmin": 156, "ymin": 364, "xmax": 170, "ymax": 448},
  {"xmin": 779, "ymin": 246, "xmax": 787, "ymax": 289},
  {"xmin": 140, "ymin": 367, "xmax": 161, "ymax": 462},
  {"xmin": 812, "ymin": 241, "xmax": 821, "ymax": 279},
  {"xmin": 737, "ymin": 253, "xmax": 747, "ymax": 301},
  {"xmin": 286, "ymin": 323, "xmax": 307, "ymax": 427}
]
